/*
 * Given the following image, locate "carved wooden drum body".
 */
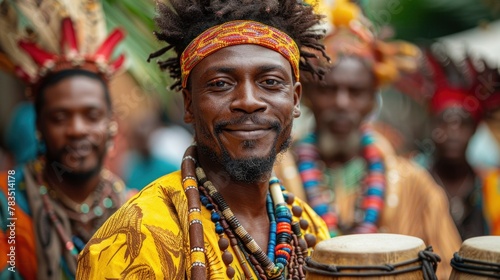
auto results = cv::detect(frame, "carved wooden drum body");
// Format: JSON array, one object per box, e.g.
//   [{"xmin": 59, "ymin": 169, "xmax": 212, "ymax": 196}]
[
  {"xmin": 304, "ymin": 233, "xmax": 440, "ymax": 279},
  {"xmin": 450, "ymin": 236, "xmax": 500, "ymax": 280}
]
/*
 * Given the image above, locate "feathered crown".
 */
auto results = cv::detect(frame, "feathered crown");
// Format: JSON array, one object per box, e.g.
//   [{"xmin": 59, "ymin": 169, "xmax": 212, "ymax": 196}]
[
  {"xmin": 470, "ymin": 59, "xmax": 500, "ymax": 114},
  {"xmin": 423, "ymin": 44, "xmax": 487, "ymax": 121},
  {"xmin": 305, "ymin": 0, "xmax": 421, "ymax": 86},
  {"xmin": 0, "ymin": 0, "xmax": 126, "ymax": 97}
]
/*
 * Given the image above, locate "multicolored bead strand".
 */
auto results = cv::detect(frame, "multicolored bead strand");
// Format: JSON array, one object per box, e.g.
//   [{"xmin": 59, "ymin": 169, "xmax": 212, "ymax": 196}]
[
  {"xmin": 196, "ymin": 168, "xmax": 294, "ymax": 279},
  {"xmin": 32, "ymin": 158, "xmax": 123, "ymax": 266},
  {"xmin": 269, "ymin": 177, "xmax": 292, "ymax": 273},
  {"xmin": 357, "ymin": 128, "xmax": 386, "ymax": 233},
  {"xmin": 296, "ymin": 126, "xmax": 386, "ymax": 236},
  {"xmin": 196, "ymin": 168, "xmax": 275, "ymax": 274},
  {"xmin": 266, "ymin": 193, "xmax": 277, "ymax": 263}
]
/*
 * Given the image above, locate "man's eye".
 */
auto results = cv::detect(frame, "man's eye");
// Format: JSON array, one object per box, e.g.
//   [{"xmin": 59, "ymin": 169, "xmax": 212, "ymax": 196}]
[
  {"xmin": 87, "ymin": 109, "xmax": 104, "ymax": 121},
  {"xmin": 208, "ymin": 80, "xmax": 227, "ymax": 87},
  {"xmin": 262, "ymin": 79, "xmax": 287, "ymax": 88},
  {"xmin": 51, "ymin": 112, "xmax": 67, "ymax": 122},
  {"xmin": 264, "ymin": 79, "xmax": 279, "ymax": 86}
]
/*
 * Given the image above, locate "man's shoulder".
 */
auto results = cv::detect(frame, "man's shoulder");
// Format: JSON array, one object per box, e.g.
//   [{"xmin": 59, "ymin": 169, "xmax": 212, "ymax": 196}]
[
  {"xmin": 386, "ymin": 155, "xmax": 447, "ymax": 197},
  {"xmin": 88, "ymin": 170, "xmax": 186, "ymax": 239},
  {"xmin": 288, "ymin": 193, "xmax": 330, "ymax": 241},
  {"xmin": 124, "ymin": 170, "xmax": 184, "ymax": 206}
]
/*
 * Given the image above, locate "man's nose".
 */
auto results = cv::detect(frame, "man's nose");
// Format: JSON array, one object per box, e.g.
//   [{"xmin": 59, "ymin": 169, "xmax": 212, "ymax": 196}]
[
  {"xmin": 66, "ymin": 116, "xmax": 88, "ymax": 137},
  {"xmin": 230, "ymin": 81, "xmax": 268, "ymax": 113},
  {"xmin": 333, "ymin": 88, "xmax": 350, "ymax": 110}
]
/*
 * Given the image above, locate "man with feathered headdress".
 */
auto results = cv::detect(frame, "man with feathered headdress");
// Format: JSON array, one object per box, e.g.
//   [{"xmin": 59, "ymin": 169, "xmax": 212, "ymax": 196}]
[
  {"xmin": 419, "ymin": 46, "xmax": 500, "ymax": 239},
  {"xmin": 0, "ymin": 1, "xmax": 127, "ymax": 279},
  {"xmin": 273, "ymin": 0, "xmax": 461, "ymax": 278}
]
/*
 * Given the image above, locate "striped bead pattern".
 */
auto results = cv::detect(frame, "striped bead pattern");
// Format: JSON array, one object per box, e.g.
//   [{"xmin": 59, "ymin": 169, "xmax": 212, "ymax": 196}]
[{"xmin": 296, "ymin": 126, "xmax": 385, "ymax": 236}]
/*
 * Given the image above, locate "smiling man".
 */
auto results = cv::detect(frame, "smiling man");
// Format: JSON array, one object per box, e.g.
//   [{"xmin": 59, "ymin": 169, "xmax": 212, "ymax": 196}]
[
  {"xmin": 0, "ymin": 16, "xmax": 126, "ymax": 279},
  {"xmin": 77, "ymin": 1, "xmax": 330, "ymax": 279}
]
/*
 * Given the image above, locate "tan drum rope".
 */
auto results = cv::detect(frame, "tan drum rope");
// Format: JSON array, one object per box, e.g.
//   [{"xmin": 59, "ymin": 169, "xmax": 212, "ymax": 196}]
[{"xmin": 303, "ymin": 246, "xmax": 440, "ymax": 279}]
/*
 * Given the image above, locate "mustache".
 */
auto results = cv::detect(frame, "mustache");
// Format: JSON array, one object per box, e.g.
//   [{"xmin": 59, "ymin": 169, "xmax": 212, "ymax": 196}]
[
  {"xmin": 214, "ymin": 114, "xmax": 281, "ymax": 133},
  {"xmin": 60, "ymin": 139, "xmax": 99, "ymax": 157}
]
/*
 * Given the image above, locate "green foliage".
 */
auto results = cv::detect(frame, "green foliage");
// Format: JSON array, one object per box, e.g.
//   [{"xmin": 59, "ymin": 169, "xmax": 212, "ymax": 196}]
[
  {"xmin": 362, "ymin": 0, "xmax": 500, "ymax": 41},
  {"xmin": 103, "ymin": 0, "xmax": 176, "ymax": 104}
]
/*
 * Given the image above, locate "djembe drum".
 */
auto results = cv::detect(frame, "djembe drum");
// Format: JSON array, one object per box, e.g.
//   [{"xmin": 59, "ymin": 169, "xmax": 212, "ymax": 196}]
[
  {"xmin": 304, "ymin": 233, "xmax": 441, "ymax": 279},
  {"xmin": 449, "ymin": 235, "xmax": 500, "ymax": 279}
]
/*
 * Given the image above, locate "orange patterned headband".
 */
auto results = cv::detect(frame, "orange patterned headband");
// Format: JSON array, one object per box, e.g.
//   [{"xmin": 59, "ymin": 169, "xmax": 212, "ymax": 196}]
[{"xmin": 180, "ymin": 20, "xmax": 300, "ymax": 88}]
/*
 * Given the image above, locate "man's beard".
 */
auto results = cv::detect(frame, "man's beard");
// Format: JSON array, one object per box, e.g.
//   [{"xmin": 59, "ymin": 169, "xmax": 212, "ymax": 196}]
[
  {"xmin": 198, "ymin": 114, "xmax": 293, "ymax": 184},
  {"xmin": 318, "ymin": 128, "xmax": 361, "ymax": 159},
  {"xmin": 45, "ymin": 141, "xmax": 106, "ymax": 183},
  {"xmin": 316, "ymin": 109, "xmax": 362, "ymax": 158}
]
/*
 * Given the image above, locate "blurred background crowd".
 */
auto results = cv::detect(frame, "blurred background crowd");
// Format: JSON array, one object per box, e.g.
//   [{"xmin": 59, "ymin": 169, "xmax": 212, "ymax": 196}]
[
  {"xmin": 0, "ymin": 0, "xmax": 499, "ymax": 278},
  {"xmin": 2, "ymin": 0, "xmax": 500, "ymax": 189}
]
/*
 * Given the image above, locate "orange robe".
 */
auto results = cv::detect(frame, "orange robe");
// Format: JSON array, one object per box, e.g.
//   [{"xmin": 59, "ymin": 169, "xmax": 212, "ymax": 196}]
[
  {"xmin": 483, "ymin": 169, "xmax": 500, "ymax": 235},
  {"xmin": 0, "ymin": 165, "xmax": 125, "ymax": 280}
]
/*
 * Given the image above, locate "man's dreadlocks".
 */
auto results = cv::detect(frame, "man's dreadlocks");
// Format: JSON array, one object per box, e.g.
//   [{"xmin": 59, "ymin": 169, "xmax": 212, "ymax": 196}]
[{"xmin": 148, "ymin": 0, "xmax": 327, "ymax": 90}]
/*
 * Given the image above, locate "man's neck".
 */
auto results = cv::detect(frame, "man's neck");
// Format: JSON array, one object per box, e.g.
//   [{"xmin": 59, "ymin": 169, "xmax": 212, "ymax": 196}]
[
  {"xmin": 197, "ymin": 153, "xmax": 272, "ymax": 251},
  {"xmin": 432, "ymin": 157, "xmax": 472, "ymax": 181},
  {"xmin": 197, "ymin": 154, "xmax": 270, "ymax": 218},
  {"xmin": 431, "ymin": 157, "xmax": 476, "ymax": 198},
  {"xmin": 43, "ymin": 164, "xmax": 101, "ymax": 203},
  {"xmin": 317, "ymin": 130, "xmax": 362, "ymax": 168}
]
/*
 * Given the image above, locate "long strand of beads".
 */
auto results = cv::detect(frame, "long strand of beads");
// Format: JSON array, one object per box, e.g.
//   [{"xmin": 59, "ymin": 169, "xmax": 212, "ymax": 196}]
[
  {"xmin": 199, "ymin": 185, "xmax": 245, "ymax": 279},
  {"xmin": 219, "ymin": 217, "xmax": 255, "ymax": 279},
  {"xmin": 39, "ymin": 185, "xmax": 79, "ymax": 258},
  {"xmin": 181, "ymin": 145, "xmax": 206, "ymax": 280},
  {"xmin": 267, "ymin": 193, "xmax": 277, "ymax": 263},
  {"xmin": 196, "ymin": 167, "xmax": 289, "ymax": 279},
  {"xmin": 33, "ymin": 160, "xmax": 79, "ymax": 258},
  {"xmin": 269, "ymin": 177, "xmax": 292, "ymax": 274},
  {"xmin": 356, "ymin": 127, "xmax": 385, "ymax": 233},
  {"xmin": 296, "ymin": 126, "xmax": 385, "ymax": 236}
]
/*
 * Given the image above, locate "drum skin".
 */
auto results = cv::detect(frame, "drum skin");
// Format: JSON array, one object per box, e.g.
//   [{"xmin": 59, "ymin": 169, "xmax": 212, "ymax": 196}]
[
  {"xmin": 449, "ymin": 236, "xmax": 500, "ymax": 280},
  {"xmin": 306, "ymin": 233, "xmax": 428, "ymax": 280}
]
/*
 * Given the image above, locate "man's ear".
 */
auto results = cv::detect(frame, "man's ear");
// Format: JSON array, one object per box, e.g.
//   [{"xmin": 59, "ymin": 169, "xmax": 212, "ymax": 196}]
[
  {"xmin": 293, "ymin": 82, "xmax": 302, "ymax": 118},
  {"xmin": 182, "ymin": 88, "xmax": 194, "ymax": 123},
  {"xmin": 108, "ymin": 117, "xmax": 118, "ymax": 138}
]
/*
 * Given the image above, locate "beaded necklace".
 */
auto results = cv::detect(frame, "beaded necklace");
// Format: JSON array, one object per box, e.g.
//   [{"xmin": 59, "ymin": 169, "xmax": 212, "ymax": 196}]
[
  {"xmin": 31, "ymin": 159, "xmax": 122, "ymax": 256},
  {"xmin": 296, "ymin": 126, "xmax": 385, "ymax": 237},
  {"xmin": 181, "ymin": 145, "xmax": 316, "ymax": 280}
]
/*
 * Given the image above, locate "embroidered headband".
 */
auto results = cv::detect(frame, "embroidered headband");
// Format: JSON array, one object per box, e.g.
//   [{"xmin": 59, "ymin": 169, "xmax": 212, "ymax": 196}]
[{"xmin": 180, "ymin": 20, "xmax": 300, "ymax": 88}]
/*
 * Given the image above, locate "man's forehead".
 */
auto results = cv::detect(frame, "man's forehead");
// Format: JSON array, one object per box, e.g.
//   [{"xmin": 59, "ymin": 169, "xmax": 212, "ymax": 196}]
[{"xmin": 41, "ymin": 79, "xmax": 107, "ymax": 110}]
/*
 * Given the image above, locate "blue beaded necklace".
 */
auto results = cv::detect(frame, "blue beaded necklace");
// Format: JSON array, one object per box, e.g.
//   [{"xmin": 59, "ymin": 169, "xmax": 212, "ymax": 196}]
[
  {"xmin": 296, "ymin": 126, "xmax": 386, "ymax": 236},
  {"xmin": 197, "ymin": 168, "xmax": 293, "ymax": 279}
]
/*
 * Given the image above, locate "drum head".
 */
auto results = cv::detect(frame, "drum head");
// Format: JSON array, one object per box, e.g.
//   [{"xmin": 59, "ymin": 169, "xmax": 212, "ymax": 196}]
[
  {"xmin": 306, "ymin": 233, "xmax": 432, "ymax": 279},
  {"xmin": 450, "ymin": 236, "xmax": 500, "ymax": 280}
]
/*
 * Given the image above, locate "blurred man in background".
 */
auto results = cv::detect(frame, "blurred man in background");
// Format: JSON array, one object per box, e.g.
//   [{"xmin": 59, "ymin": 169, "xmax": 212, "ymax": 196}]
[
  {"xmin": 0, "ymin": 4, "xmax": 127, "ymax": 278},
  {"xmin": 274, "ymin": 1, "xmax": 461, "ymax": 278}
]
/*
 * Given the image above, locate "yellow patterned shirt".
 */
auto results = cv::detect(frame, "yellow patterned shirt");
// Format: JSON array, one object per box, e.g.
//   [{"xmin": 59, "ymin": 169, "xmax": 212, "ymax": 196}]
[{"xmin": 76, "ymin": 171, "xmax": 329, "ymax": 279}]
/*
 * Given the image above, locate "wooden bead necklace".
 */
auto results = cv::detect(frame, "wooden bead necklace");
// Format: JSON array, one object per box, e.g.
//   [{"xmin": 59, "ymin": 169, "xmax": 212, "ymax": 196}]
[{"xmin": 182, "ymin": 145, "xmax": 317, "ymax": 280}]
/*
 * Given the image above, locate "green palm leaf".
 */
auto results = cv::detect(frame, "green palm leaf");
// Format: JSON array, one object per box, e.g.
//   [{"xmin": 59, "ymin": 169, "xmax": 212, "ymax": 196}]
[
  {"xmin": 103, "ymin": 0, "xmax": 176, "ymax": 104},
  {"xmin": 361, "ymin": 0, "xmax": 500, "ymax": 41}
]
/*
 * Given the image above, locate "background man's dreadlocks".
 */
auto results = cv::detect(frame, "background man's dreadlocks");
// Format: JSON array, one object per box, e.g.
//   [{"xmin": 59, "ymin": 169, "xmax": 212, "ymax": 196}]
[{"xmin": 148, "ymin": 0, "xmax": 328, "ymax": 90}]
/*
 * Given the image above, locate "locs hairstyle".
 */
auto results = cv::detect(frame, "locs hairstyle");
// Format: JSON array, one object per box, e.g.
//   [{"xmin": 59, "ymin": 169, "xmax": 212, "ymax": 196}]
[{"xmin": 148, "ymin": 0, "xmax": 328, "ymax": 91}]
